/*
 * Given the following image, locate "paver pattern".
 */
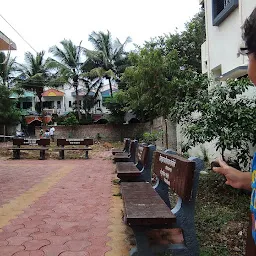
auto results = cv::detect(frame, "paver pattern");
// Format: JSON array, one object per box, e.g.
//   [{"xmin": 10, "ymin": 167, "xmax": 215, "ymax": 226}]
[{"xmin": 0, "ymin": 152, "xmax": 124, "ymax": 256}]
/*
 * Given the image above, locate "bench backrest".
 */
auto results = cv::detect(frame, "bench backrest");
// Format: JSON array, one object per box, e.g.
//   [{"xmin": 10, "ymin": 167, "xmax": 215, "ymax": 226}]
[
  {"xmin": 153, "ymin": 151, "xmax": 195, "ymax": 200},
  {"xmin": 13, "ymin": 138, "xmax": 50, "ymax": 146},
  {"xmin": 137, "ymin": 144, "xmax": 149, "ymax": 166},
  {"xmin": 129, "ymin": 140, "xmax": 138, "ymax": 163},
  {"xmin": 123, "ymin": 138, "xmax": 131, "ymax": 152},
  {"xmin": 57, "ymin": 138, "xmax": 93, "ymax": 146}
]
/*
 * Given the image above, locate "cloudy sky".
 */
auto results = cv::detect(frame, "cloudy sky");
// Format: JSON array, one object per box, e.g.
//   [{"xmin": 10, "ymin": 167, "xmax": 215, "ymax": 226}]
[{"xmin": 1, "ymin": 0, "xmax": 201, "ymax": 63}]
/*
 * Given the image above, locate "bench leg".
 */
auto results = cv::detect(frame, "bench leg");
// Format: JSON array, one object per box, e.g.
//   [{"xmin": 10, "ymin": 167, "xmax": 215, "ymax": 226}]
[
  {"xmin": 85, "ymin": 150, "xmax": 89, "ymax": 159},
  {"xmin": 40, "ymin": 150, "xmax": 45, "ymax": 160},
  {"xmin": 130, "ymin": 228, "xmax": 154, "ymax": 256},
  {"xmin": 59, "ymin": 148, "xmax": 64, "ymax": 159},
  {"xmin": 13, "ymin": 149, "xmax": 20, "ymax": 159},
  {"xmin": 173, "ymin": 202, "xmax": 199, "ymax": 256}
]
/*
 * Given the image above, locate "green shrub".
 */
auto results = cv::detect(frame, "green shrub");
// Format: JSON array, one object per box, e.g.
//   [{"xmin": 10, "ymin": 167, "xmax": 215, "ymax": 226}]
[
  {"xmin": 62, "ymin": 113, "xmax": 79, "ymax": 126},
  {"xmin": 142, "ymin": 131, "xmax": 162, "ymax": 144}
]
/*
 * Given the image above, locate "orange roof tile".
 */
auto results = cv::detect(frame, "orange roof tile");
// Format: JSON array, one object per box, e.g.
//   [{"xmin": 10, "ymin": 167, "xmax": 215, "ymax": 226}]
[{"xmin": 42, "ymin": 89, "xmax": 64, "ymax": 97}]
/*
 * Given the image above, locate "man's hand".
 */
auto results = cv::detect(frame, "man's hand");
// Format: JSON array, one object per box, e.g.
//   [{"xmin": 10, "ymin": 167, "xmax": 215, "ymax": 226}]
[{"xmin": 212, "ymin": 158, "xmax": 251, "ymax": 191}]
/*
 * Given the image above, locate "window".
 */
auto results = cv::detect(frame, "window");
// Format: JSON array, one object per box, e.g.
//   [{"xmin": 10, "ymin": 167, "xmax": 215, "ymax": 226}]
[
  {"xmin": 22, "ymin": 102, "xmax": 32, "ymax": 109},
  {"xmin": 43, "ymin": 101, "xmax": 54, "ymax": 109},
  {"xmin": 212, "ymin": 0, "xmax": 238, "ymax": 26},
  {"xmin": 57, "ymin": 101, "xmax": 61, "ymax": 109},
  {"xmin": 69, "ymin": 101, "xmax": 72, "ymax": 107}
]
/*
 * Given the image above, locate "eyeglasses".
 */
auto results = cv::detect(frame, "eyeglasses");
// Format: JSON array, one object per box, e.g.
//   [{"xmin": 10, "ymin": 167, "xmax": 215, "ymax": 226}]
[{"xmin": 238, "ymin": 47, "xmax": 250, "ymax": 56}]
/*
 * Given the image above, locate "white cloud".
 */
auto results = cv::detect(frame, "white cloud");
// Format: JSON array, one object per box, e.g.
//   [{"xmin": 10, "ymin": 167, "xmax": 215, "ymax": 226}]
[{"xmin": 0, "ymin": 0, "xmax": 200, "ymax": 63}]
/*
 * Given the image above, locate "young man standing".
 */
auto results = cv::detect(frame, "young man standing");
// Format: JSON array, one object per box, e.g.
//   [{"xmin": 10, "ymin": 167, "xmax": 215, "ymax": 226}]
[{"xmin": 49, "ymin": 126, "xmax": 55, "ymax": 142}]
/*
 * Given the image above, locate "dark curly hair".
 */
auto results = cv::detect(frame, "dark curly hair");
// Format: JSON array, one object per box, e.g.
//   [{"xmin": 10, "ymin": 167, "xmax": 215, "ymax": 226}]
[{"xmin": 242, "ymin": 7, "xmax": 256, "ymax": 56}]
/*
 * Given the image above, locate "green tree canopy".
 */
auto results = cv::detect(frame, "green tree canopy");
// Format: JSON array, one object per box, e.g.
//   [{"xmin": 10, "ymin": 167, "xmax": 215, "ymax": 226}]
[
  {"xmin": 48, "ymin": 39, "xmax": 103, "ymax": 120},
  {"xmin": 104, "ymin": 90, "xmax": 127, "ymax": 124},
  {"xmin": 84, "ymin": 31, "xmax": 131, "ymax": 97},
  {"xmin": 16, "ymin": 51, "xmax": 51, "ymax": 114},
  {"xmin": 0, "ymin": 85, "xmax": 20, "ymax": 125},
  {"xmin": 0, "ymin": 52, "xmax": 18, "ymax": 88},
  {"xmin": 180, "ymin": 78, "xmax": 256, "ymax": 168}
]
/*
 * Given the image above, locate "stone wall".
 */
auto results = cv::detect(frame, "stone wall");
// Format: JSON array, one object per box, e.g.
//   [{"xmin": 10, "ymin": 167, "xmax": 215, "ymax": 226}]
[{"xmin": 35, "ymin": 123, "xmax": 151, "ymax": 142}]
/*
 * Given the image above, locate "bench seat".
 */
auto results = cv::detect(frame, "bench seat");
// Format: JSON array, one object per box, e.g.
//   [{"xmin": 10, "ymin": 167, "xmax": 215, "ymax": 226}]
[
  {"xmin": 113, "ymin": 140, "xmax": 138, "ymax": 163},
  {"xmin": 116, "ymin": 162, "xmax": 141, "ymax": 178},
  {"xmin": 116, "ymin": 144, "xmax": 155, "ymax": 182},
  {"xmin": 112, "ymin": 149, "xmax": 124, "ymax": 155},
  {"xmin": 121, "ymin": 182, "xmax": 176, "ymax": 226},
  {"xmin": 113, "ymin": 152, "xmax": 131, "ymax": 162},
  {"xmin": 112, "ymin": 138, "xmax": 131, "ymax": 155}
]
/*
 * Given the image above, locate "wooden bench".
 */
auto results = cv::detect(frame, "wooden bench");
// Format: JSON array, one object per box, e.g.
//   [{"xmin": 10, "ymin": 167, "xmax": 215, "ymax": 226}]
[
  {"xmin": 112, "ymin": 138, "xmax": 131, "ymax": 155},
  {"xmin": 113, "ymin": 140, "xmax": 138, "ymax": 163},
  {"xmin": 116, "ymin": 144, "xmax": 156, "ymax": 182},
  {"xmin": 56, "ymin": 138, "xmax": 93, "ymax": 159},
  {"xmin": 121, "ymin": 151, "xmax": 204, "ymax": 256},
  {"xmin": 8, "ymin": 138, "xmax": 50, "ymax": 160}
]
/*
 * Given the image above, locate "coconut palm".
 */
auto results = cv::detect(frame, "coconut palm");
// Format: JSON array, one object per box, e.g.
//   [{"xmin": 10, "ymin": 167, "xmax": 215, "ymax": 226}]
[
  {"xmin": 16, "ymin": 51, "xmax": 51, "ymax": 114},
  {"xmin": 0, "ymin": 52, "xmax": 18, "ymax": 88},
  {"xmin": 48, "ymin": 39, "xmax": 90, "ymax": 120},
  {"xmin": 84, "ymin": 31, "xmax": 131, "ymax": 97}
]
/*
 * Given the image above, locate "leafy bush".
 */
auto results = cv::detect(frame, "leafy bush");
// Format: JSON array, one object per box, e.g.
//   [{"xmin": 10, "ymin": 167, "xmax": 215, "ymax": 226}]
[
  {"xmin": 180, "ymin": 78, "xmax": 256, "ymax": 169},
  {"xmin": 142, "ymin": 131, "xmax": 163, "ymax": 145},
  {"xmin": 61, "ymin": 113, "xmax": 79, "ymax": 126}
]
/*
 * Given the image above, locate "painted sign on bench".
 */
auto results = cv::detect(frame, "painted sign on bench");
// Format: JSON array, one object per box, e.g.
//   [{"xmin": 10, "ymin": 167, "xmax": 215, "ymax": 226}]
[
  {"xmin": 57, "ymin": 138, "xmax": 93, "ymax": 146},
  {"xmin": 153, "ymin": 151, "xmax": 195, "ymax": 200},
  {"xmin": 13, "ymin": 138, "xmax": 50, "ymax": 146}
]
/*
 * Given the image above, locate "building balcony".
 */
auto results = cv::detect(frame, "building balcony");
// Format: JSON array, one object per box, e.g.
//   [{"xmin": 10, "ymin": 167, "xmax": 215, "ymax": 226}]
[{"xmin": 42, "ymin": 108, "xmax": 65, "ymax": 115}]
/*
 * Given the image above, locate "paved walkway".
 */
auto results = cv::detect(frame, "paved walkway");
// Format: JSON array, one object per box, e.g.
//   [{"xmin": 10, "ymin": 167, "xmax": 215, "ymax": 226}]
[{"xmin": 0, "ymin": 151, "xmax": 130, "ymax": 256}]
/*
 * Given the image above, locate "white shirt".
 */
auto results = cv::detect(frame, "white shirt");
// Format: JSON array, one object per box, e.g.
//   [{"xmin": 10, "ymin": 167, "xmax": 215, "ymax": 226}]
[{"xmin": 49, "ymin": 127, "xmax": 55, "ymax": 135}]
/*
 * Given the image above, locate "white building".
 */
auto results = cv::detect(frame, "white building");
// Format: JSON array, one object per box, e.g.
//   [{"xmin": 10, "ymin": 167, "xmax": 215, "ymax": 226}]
[
  {"xmin": 177, "ymin": 1, "xmax": 256, "ymax": 160},
  {"xmin": 13, "ymin": 82, "xmax": 117, "ymax": 127},
  {"xmin": 201, "ymin": 0, "xmax": 255, "ymax": 80}
]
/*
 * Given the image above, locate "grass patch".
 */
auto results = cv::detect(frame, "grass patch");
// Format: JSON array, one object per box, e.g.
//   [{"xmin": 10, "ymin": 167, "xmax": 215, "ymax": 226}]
[
  {"xmin": 196, "ymin": 170, "xmax": 249, "ymax": 256},
  {"xmin": 112, "ymin": 179, "xmax": 120, "ymax": 185}
]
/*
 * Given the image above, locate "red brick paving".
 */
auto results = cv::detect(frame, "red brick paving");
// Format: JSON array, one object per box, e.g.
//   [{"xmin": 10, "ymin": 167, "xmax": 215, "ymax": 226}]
[
  {"xmin": 0, "ymin": 162, "xmax": 58, "ymax": 206},
  {"xmin": 0, "ymin": 153, "xmax": 114, "ymax": 256}
]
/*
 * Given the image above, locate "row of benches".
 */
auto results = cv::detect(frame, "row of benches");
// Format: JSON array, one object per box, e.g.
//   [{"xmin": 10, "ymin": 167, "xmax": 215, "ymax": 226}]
[
  {"xmin": 8, "ymin": 138, "xmax": 94, "ymax": 160},
  {"xmin": 112, "ymin": 139, "xmax": 204, "ymax": 256}
]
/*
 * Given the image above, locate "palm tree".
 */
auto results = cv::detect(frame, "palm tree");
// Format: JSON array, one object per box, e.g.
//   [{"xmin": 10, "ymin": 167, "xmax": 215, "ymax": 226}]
[
  {"xmin": 16, "ymin": 51, "xmax": 50, "ymax": 114},
  {"xmin": 84, "ymin": 31, "xmax": 131, "ymax": 97},
  {"xmin": 0, "ymin": 52, "xmax": 18, "ymax": 88},
  {"xmin": 48, "ymin": 39, "xmax": 89, "ymax": 120}
]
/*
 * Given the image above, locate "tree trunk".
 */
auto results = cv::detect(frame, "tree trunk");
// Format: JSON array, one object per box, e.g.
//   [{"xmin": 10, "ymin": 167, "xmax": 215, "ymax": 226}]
[
  {"xmin": 36, "ymin": 88, "xmax": 44, "ymax": 114},
  {"xmin": 221, "ymin": 148, "xmax": 225, "ymax": 161},
  {"xmin": 75, "ymin": 84, "xmax": 82, "ymax": 121},
  {"xmin": 164, "ymin": 118, "xmax": 168, "ymax": 149},
  {"xmin": 108, "ymin": 78, "xmax": 113, "ymax": 97},
  {"xmin": 39, "ymin": 96, "xmax": 43, "ymax": 114}
]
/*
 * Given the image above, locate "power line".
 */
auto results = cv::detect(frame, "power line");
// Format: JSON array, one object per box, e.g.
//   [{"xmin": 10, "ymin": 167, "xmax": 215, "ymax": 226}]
[{"xmin": 0, "ymin": 13, "xmax": 37, "ymax": 53}]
